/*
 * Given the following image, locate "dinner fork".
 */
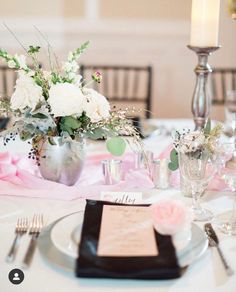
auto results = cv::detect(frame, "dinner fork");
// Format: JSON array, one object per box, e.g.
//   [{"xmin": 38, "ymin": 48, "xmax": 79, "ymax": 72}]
[
  {"xmin": 6, "ymin": 218, "xmax": 28, "ymax": 263},
  {"xmin": 22, "ymin": 214, "xmax": 44, "ymax": 269}
]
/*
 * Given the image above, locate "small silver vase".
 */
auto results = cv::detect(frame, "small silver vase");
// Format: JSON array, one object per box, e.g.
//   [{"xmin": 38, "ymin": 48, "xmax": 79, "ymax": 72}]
[{"xmin": 38, "ymin": 137, "xmax": 86, "ymax": 186}]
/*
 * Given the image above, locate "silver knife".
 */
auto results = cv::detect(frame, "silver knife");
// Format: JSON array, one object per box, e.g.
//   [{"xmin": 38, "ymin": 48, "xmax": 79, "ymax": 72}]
[{"xmin": 204, "ymin": 223, "xmax": 234, "ymax": 277}]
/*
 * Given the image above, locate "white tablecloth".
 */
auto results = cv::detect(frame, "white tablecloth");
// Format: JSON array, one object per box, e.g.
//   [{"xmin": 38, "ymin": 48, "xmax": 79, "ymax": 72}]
[{"xmin": 0, "ymin": 119, "xmax": 236, "ymax": 292}]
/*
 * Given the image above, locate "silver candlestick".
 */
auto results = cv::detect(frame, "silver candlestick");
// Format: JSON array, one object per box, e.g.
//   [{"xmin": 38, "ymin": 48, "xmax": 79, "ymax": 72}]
[{"xmin": 188, "ymin": 45, "xmax": 220, "ymax": 129}]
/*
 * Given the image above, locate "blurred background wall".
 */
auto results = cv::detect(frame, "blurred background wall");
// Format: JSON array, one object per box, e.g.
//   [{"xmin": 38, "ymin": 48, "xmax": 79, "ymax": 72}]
[{"xmin": 0, "ymin": 0, "xmax": 235, "ymax": 120}]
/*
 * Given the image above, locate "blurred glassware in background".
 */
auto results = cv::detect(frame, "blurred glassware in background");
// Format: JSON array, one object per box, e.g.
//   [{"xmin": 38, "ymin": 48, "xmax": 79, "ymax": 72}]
[
  {"xmin": 214, "ymin": 142, "xmax": 236, "ymax": 235},
  {"xmin": 134, "ymin": 150, "xmax": 154, "ymax": 170},
  {"xmin": 101, "ymin": 159, "xmax": 122, "ymax": 185},
  {"xmin": 224, "ymin": 90, "xmax": 236, "ymax": 137},
  {"xmin": 152, "ymin": 158, "xmax": 170, "ymax": 189}
]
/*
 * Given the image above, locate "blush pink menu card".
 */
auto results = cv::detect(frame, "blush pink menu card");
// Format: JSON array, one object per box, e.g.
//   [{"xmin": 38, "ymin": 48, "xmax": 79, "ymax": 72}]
[{"xmin": 97, "ymin": 205, "xmax": 158, "ymax": 257}]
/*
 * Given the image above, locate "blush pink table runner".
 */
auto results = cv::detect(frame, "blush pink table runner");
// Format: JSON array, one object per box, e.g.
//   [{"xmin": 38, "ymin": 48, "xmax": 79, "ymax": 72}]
[
  {"xmin": 0, "ymin": 151, "xmax": 154, "ymax": 200},
  {"xmin": 0, "ymin": 145, "xmax": 228, "ymax": 200}
]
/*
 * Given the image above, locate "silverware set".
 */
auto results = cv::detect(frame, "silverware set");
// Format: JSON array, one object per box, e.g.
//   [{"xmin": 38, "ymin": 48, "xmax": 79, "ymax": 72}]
[
  {"xmin": 6, "ymin": 214, "xmax": 44, "ymax": 268},
  {"xmin": 204, "ymin": 223, "xmax": 234, "ymax": 277}
]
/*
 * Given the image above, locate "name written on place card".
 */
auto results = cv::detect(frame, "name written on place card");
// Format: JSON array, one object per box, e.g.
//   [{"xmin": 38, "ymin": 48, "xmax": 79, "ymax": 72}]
[
  {"xmin": 100, "ymin": 191, "xmax": 142, "ymax": 205},
  {"xmin": 97, "ymin": 205, "xmax": 158, "ymax": 257}
]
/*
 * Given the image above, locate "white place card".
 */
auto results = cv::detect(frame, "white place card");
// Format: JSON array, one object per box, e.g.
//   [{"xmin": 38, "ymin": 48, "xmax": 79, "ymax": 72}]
[{"xmin": 100, "ymin": 191, "xmax": 142, "ymax": 204}]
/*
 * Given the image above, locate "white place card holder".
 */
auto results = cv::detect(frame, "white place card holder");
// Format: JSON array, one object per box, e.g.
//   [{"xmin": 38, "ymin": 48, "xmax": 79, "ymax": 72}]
[{"xmin": 100, "ymin": 191, "xmax": 142, "ymax": 204}]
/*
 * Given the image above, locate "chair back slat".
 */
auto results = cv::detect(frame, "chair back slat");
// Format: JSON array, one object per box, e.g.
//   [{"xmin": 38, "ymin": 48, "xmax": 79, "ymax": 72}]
[
  {"xmin": 232, "ymin": 71, "xmax": 236, "ymax": 91},
  {"xmin": 132, "ymin": 70, "xmax": 139, "ymax": 99},
  {"xmin": 211, "ymin": 68, "xmax": 236, "ymax": 105}
]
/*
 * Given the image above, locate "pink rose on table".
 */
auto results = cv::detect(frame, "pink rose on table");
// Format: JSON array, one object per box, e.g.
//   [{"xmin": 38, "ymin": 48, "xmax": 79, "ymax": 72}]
[{"xmin": 150, "ymin": 200, "xmax": 192, "ymax": 235}]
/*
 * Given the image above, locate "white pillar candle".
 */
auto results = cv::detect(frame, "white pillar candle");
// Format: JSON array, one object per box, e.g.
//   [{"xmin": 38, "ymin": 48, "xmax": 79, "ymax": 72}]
[{"xmin": 190, "ymin": 0, "xmax": 221, "ymax": 47}]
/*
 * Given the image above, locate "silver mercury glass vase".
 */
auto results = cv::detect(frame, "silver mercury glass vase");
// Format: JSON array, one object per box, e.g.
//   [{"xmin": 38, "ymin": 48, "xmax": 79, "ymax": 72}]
[{"xmin": 38, "ymin": 137, "xmax": 86, "ymax": 186}]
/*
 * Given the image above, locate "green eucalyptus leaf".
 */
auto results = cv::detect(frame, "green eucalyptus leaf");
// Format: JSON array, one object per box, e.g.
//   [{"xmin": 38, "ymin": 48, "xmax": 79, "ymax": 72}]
[
  {"xmin": 204, "ymin": 118, "xmax": 211, "ymax": 136},
  {"xmin": 168, "ymin": 161, "xmax": 179, "ymax": 171},
  {"xmin": 106, "ymin": 137, "xmax": 126, "ymax": 156},
  {"xmin": 170, "ymin": 148, "xmax": 178, "ymax": 163},
  {"xmin": 31, "ymin": 113, "xmax": 48, "ymax": 119},
  {"xmin": 60, "ymin": 116, "xmax": 81, "ymax": 136}
]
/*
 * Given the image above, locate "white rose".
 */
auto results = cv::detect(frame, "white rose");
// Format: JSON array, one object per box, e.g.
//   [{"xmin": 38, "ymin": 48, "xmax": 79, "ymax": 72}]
[
  {"xmin": 14, "ymin": 54, "xmax": 27, "ymax": 70},
  {"xmin": 11, "ymin": 71, "xmax": 44, "ymax": 111},
  {"xmin": 48, "ymin": 82, "xmax": 86, "ymax": 117},
  {"xmin": 83, "ymin": 88, "xmax": 110, "ymax": 122}
]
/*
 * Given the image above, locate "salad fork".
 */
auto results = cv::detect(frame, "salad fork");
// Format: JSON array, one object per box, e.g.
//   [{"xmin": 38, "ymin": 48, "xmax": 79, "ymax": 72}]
[
  {"xmin": 6, "ymin": 218, "xmax": 28, "ymax": 263},
  {"xmin": 22, "ymin": 214, "xmax": 44, "ymax": 269}
]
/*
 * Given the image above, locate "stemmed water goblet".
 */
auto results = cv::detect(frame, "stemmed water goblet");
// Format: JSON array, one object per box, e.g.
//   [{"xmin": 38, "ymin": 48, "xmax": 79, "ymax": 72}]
[
  {"xmin": 214, "ymin": 141, "xmax": 236, "ymax": 235},
  {"xmin": 224, "ymin": 90, "xmax": 236, "ymax": 166},
  {"xmin": 178, "ymin": 145, "xmax": 217, "ymax": 222}
]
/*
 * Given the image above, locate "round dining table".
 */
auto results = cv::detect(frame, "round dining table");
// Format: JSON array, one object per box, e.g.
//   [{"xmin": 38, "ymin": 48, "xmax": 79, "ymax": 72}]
[{"xmin": 0, "ymin": 119, "xmax": 235, "ymax": 292}]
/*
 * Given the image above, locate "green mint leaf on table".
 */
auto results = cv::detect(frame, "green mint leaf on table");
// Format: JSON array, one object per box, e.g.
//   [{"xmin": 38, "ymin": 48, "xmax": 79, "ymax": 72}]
[{"xmin": 106, "ymin": 137, "xmax": 126, "ymax": 156}]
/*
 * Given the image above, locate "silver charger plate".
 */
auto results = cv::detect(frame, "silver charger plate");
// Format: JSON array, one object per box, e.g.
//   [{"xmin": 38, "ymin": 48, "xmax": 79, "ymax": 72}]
[{"xmin": 38, "ymin": 211, "xmax": 208, "ymax": 274}]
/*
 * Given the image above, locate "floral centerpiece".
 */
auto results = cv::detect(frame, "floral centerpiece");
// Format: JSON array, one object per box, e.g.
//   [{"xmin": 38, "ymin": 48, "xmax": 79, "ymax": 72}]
[
  {"xmin": 168, "ymin": 120, "xmax": 222, "ymax": 221},
  {"xmin": 168, "ymin": 120, "xmax": 222, "ymax": 171},
  {"xmin": 0, "ymin": 42, "xmax": 139, "ymax": 185}
]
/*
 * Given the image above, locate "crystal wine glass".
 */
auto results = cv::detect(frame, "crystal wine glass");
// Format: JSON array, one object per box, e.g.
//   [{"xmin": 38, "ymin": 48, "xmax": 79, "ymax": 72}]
[
  {"xmin": 214, "ymin": 141, "xmax": 236, "ymax": 235},
  {"xmin": 178, "ymin": 148, "xmax": 217, "ymax": 221}
]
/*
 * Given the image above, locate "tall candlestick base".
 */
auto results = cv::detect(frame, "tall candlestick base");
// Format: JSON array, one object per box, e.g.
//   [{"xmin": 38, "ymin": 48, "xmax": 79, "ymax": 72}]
[{"xmin": 188, "ymin": 45, "xmax": 220, "ymax": 130}]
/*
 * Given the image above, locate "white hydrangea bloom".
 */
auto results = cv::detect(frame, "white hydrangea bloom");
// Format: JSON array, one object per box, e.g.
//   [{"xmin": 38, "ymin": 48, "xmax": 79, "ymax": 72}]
[
  {"xmin": 11, "ymin": 71, "xmax": 44, "ymax": 111},
  {"xmin": 48, "ymin": 82, "xmax": 86, "ymax": 117},
  {"xmin": 83, "ymin": 88, "xmax": 110, "ymax": 122}
]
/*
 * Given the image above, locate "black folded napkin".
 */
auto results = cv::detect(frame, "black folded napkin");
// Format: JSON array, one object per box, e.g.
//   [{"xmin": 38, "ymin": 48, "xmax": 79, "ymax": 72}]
[{"xmin": 76, "ymin": 200, "xmax": 181, "ymax": 279}]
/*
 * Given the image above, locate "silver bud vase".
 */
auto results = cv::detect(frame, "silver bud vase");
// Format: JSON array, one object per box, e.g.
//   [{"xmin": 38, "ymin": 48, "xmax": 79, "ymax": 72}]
[{"xmin": 38, "ymin": 137, "xmax": 86, "ymax": 186}]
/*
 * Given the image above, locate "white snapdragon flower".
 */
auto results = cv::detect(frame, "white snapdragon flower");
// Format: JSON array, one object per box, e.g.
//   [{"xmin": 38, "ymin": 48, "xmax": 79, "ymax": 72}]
[
  {"xmin": 43, "ymin": 71, "xmax": 52, "ymax": 84},
  {"xmin": 11, "ymin": 71, "xmax": 44, "ymax": 111},
  {"xmin": 14, "ymin": 54, "xmax": 27, "ymax": 70},
  {"xmin": 63, "ymin": 60, "xmax": 79, "ymax": 73},
  {"xmin": 8, "ymin": 54, "xmax": 27, "ymax": 70},
  {"xmin": 67, "ymin": 51, "xmax": 74, "ymax": 61},
  {"xmin": 48, "ymin": 82, "xmax": 86, "ymax": 117},
  {"xmin": 7, "ymin": 60, "xmax": 16, "ymax": 68},
  {"xmin": 83, "ymin": 88, "xmax": 110, "ymax": 122}
]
